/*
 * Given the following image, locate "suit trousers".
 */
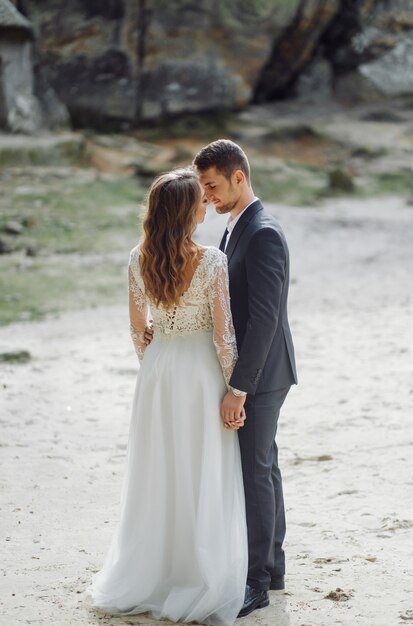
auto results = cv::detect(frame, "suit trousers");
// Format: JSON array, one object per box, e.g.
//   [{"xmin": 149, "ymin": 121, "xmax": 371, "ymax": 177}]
[{"xmin": 237, "ymin": 386, "xmax": 290, "ymax": 590}]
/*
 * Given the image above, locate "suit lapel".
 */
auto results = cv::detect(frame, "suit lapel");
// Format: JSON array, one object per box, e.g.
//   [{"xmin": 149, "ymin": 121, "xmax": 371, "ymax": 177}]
[
  {"xmin": 218, "ymin": 228, "xmax": 228, "ymax": 252},
  {"xmin": 225, "ymin": 199, "xmax": 263, "ymax": 262}
]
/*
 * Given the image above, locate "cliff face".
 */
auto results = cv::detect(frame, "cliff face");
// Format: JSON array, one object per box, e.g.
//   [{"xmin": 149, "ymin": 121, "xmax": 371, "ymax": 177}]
[
  {"xmin": 20, "ymin": 0, "xmax": 301, "ymax": 127},
  {"xmin": 16, "ymin": 0, "xmax": 413, "ymax": 128}
]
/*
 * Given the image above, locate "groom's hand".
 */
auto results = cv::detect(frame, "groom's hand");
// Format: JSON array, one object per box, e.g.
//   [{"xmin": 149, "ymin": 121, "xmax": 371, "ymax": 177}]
[
  {"xmin": 221, "ymin": 390, "xmax": 246, "ymax": 428},
  {"xmin": 224, "ymin": 407, "xmax": 246, "ymax": 430},
  {"xmin": 144, "ymin": 321, "xmax": 154, "ymax": 345}
]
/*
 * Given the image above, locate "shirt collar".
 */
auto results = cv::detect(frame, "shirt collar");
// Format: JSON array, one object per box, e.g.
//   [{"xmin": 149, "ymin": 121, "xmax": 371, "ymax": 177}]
[{"xmin": 227, "ymin": 197, "xmax": 259, "ymax": 234}]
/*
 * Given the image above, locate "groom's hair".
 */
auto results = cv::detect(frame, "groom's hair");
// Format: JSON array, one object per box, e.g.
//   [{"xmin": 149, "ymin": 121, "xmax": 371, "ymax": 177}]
[{"xmin": 193, "ymin": 139, "xmax": 250, "ymax": 183}]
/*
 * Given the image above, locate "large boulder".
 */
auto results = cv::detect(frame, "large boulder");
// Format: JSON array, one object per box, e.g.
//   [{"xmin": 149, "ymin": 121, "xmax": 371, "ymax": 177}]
[
  {"xmin": 275, "ymin": 0, "xmax": 413, "ymax": 104},
  {"xmin": 6, "ymin": 92, "xmax": 42, "ymax": 133},
  {"xmin": 326, "ymin": 0, "xmax": 413, "ymax": 102},
  {"xmin": 358, "ymin": 33, "xmax": 413, "ymax": 97},
  {"xmin": 16, "ymin": 0, "xmax": 413, "ymax": 126},
  {"xmin": 21, "ymin": 0, "xmax": 302, "ymax": 127}
]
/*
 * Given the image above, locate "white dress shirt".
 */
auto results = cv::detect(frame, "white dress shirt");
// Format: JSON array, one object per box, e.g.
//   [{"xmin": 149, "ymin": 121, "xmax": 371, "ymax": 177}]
[{"xmin": 224, "ymin": 198, "xmax": 258, "ymax": 252}]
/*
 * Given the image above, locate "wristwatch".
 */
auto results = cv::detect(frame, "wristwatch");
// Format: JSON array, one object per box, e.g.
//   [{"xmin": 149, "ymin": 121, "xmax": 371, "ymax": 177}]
[{"xmin": 230, "ymin": 386, "xmax": 247, "ymax": 397}]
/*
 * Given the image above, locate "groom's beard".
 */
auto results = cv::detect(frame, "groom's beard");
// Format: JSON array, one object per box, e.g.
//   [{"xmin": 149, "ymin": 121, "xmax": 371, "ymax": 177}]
[{"xmin": 215, "ymin": 199, "xmax": 238, "ymax": 215}]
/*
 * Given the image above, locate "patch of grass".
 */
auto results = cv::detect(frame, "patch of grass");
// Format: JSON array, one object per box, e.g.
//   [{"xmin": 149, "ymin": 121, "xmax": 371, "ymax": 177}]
[
  {"xmin": 0, "ymin": 178, "xmax": 145, "ymax": 255},
  {"xmin": 135, "ymin": 112, "xmax": 234, "ymax": 142},
  {"xmin": 326, "ymin": 172, "xmax": 413, "ymax": 200},
  {"xmin": 0, "ymin": 176, "xmax": 146, "ymax": 325},
  {"xmin": 262, "ymin": 125, "xmax": 323, "ymax": 142},
  {"xmin": 0, "ymin": 253, "xmax": 130, "ymax": 325},
  {"xmin": 373, "ymin": 172, "xmax": 413, "ymax": 196},
  {"xmin": 252, "ymin": 160, "xmax": 413, "ymax": 205},
  {"xmin": 0, "ymin": 138, "xmax": 88, "ymax": 168},
  {"xmin": 317, "ymin": 171, "xmax": 413, "ymax": 202},
  {"xmin": 252, "ymin": 159, "xmax": 327, "ymax": 205}
]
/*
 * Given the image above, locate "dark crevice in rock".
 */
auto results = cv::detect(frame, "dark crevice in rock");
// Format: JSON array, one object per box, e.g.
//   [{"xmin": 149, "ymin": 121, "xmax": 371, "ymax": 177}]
[
  {"xmin": 135, "ymin": 0, "xmax": 149, "ymax": 121},
  {"xmin": 253, "ymin": 0, "xmax": 341, "ymax": 103},
  {"xmin": 15, "ymin": 1, "xmax": 29, "ymax": 19},
  {"xmin": 252, "ymin": 0, "xmax": 401, "ymax": 104},
  {"xmin": 79, "ymin": 0, "xmax": 125, "ymax": 21},
  {"xmin": 320, "ymin": 0, "xmax": 388, "ymax": 75}
]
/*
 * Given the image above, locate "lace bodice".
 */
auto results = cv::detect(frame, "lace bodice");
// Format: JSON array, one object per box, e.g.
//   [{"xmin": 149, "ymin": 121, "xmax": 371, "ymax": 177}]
[{"xmin": 128, "ymin": 245, "xmax": 237, "ymax": 385}]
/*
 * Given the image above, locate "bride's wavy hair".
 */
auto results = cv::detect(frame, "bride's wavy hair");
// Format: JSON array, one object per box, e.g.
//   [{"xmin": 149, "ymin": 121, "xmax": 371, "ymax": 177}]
[{"xmin": 140, "ymin": 168, "xmax": 201, "ymax": 309}]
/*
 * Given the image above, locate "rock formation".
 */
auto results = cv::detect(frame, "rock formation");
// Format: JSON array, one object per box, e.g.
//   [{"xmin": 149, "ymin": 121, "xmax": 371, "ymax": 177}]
[
  {"xmin": 6, "ymin": 0, "xmax": 413, "ymax": 129},
  {"xmin": 17, "ymin": 0, "xmax": 304, "ymax": 127},
  {"xmin": 0, "ymin": 0, "xmax": 41, "ymax": 132},
  {"xmin": 0, "ymin": 0, "xmax": 69, "ymax": 132}
]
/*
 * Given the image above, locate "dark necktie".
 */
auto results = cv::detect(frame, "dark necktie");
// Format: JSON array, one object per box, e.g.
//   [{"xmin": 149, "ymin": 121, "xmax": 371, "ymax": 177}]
[{"xmin": 219, "ymin": 228, "xmax": 229, "ymax": 253}]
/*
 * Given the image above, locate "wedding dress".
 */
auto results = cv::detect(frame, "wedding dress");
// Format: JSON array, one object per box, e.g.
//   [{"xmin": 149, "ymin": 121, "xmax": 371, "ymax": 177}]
[{"xmin": 87, "ymin": 245, "xmax": 248, "ymax": 626}]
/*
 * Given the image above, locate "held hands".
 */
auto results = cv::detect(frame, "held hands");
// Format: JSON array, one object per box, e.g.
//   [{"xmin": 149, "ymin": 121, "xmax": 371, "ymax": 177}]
[{"xmin": 221, "ymin": 390, "xmax": 247, "ymax": 430}]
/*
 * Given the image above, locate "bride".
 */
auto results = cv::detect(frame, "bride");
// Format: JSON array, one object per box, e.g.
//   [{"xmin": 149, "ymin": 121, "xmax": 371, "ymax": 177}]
[{"xmin": 86, "ymin": 168, "xmax": 248, "ymax": 625}]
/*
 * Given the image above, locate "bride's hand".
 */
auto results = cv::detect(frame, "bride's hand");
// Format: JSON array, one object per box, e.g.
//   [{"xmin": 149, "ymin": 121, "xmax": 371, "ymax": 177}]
[
  {"xmin": 144, "ymin": 321, "xmax": 154, "ymax": 345},
  {"xmin": 224, "ymin": 408, "xmax": 246, "ymax": 430},
  {"xmin": 221, "ymin": 390, "xmax": 246, "ymax": 427}
]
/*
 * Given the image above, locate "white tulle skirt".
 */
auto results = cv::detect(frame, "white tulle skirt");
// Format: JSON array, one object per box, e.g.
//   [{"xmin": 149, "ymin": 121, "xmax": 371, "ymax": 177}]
[{"xmin": 87, "ymin": 330, "xmax": 248, "ymax": 626}]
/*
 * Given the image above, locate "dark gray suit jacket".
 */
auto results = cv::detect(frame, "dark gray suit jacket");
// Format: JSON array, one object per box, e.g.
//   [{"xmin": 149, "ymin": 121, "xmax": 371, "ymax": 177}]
[{"xmin": 220, "ymin": 199, "xmax": 297, "ymax": 395}]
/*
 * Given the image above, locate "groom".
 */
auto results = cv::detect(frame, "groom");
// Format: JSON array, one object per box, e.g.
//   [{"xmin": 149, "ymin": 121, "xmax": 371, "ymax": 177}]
[{"xmin": 193, "ymin": 140, "xmax": 297, "ymax": 618}]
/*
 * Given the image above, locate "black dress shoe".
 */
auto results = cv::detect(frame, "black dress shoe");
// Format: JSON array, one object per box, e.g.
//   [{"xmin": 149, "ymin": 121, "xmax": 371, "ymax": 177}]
[
  {"xmin": 269, "ymin": 575, "xmax": 285, "ymax": 590},
  {"xmin": 237, "ymin": 584, "xmax": 269, "ymax": 618}
]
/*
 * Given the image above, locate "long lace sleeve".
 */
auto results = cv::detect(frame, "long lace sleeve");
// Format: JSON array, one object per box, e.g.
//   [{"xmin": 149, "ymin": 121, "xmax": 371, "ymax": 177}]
[
  {"xmin": 207, "ymin": 252, "xmax": 238, "ymax": 387},
  {"xmin": 128, "ymin": 252, "xmax": 149, "ymax": 362}
]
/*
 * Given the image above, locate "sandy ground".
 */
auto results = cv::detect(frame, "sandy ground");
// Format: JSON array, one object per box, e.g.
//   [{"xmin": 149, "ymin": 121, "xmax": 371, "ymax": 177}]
[{"xmin": 1, "ymin": 196, "xmax": 413, "ymax": 626}]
